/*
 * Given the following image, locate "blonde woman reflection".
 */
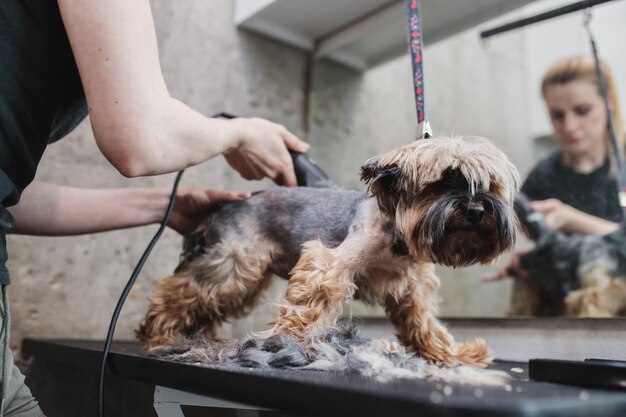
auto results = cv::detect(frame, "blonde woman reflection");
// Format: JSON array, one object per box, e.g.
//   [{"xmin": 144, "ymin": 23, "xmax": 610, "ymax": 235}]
[{"xmin": 485, "ymin": 54, "xmax": 624, "ymax": 282}]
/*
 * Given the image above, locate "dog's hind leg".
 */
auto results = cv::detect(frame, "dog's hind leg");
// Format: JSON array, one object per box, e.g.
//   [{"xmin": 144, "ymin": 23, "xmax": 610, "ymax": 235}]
[
  {"xmin": 564, "ymin": 277, "xmax": 626, "ymax": 317},
  {"xmin": 136, "ymin": 238, "xmax": 276, "ymax": 348},
  {"xmin": 564, "ymin": 267, "xmax": 626, "ymax": 317},
  {"xmin": 384, "ymin": 264, "xmax": 491, "ymax": 367}
]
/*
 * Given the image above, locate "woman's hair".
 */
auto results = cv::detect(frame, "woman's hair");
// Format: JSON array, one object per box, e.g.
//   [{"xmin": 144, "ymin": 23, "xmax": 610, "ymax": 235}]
[{"xmin": 541, "ymin": 54, "xmax": 625, "ymax": 175}]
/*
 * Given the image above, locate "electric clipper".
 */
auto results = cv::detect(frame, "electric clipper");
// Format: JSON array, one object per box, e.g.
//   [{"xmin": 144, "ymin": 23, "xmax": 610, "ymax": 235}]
[{"xmin": 213, "ymin": 112, "xmax": 330, "ymax": 187}]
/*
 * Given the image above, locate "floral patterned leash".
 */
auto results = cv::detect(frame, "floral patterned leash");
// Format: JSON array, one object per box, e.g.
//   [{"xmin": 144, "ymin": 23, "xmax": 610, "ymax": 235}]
[{"xmin": 405, "ymin": 0, "xmax": 432, "ymax": 139}]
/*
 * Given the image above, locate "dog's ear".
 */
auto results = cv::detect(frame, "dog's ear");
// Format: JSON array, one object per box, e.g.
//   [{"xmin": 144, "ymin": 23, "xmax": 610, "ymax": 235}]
[{"xmin": 360, "ymin": 157, "xmax": 402, "ymax": 217}]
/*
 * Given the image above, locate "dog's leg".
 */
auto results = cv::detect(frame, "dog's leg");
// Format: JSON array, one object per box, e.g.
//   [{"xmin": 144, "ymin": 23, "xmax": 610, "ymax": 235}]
[
  {"xmin": 385, "ymin": 264, "xmax": 491, "ymax": 367},
  {"xmin": 564, "ymin": 268, "xmax": 615, "ymax": 317},
  {"xmin": 564, "ymin": 277, "xmax": 626, "ymax": 317},
  {"xmin": 509, "ymin": 278, "xmax": 542, "ymax": 316},
  {"xmin": 271, "ymin": 204, "xmax": 400, "ymax": 338},
  {"xmin": 137, "ymin": 239, "xmax": 276, "ymax": 348},
  {"xmin": 270, "ymin": 240, "xmax": 357, "ymax": 337},
  {"xmin": 564, "ymin": 288, "xmax": 611, "ymax": 317}
]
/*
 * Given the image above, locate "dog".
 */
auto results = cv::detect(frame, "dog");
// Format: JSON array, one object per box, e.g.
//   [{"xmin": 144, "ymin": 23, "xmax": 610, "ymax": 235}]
[
  {"xmin": 510, "ymin": 193, "xmax": 626, "ymax": 317},
  {"xmin": 136, "ymin": 136, "xmax": 521, "ymax": 367}
]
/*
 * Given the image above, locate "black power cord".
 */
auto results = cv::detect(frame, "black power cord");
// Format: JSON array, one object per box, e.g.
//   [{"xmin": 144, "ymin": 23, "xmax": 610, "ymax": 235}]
[
  {"xmin": 97, "ymin": 111, "xmax": 326, "ymax": 417},
  {"xmin": 97, "ymin": 112, "xmax": 241, "ymax": 417},
  {"xmin": 97, "ymin": 169, "xmax": 184, "ymax": 417}
]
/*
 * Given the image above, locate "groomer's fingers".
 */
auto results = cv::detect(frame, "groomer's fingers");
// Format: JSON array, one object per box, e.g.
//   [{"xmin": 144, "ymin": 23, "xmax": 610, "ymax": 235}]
[
  {"xmin": 481, "ymin": 271, "xmax": 506, "ymax": 282},
  {"xmin": 482, "ymin": 262, "xmax": 513, "ymax": 281},
  {"xmin": 281, "ymin": 127, "xmax": 310, "ymax": 153},
  {"xmin": 482, "ymin": 249, "xmax": 530, "ymax": 282},
  {"xmin": 203, "ymin": 189, "xmax": 251, "ymax": 204},
  {"xmin": 482, "ymin": 265, "xmax": 529, "ymax": 282},
  {"xmin": 514, "ymin": 267, "xmax": 530, "ymax": 280},
  {"xmin": 275, "ymin": 154, "xmax": 297, "ymax": 187},
  {"xmin": 508, "ymin": 250, "xmax": 530, "ymax": 278},
  {"xmin": 530, "ymin": 199, "xmax": 559, "ymax": 214},
  {"xmin": 174, "ymin": 189, "xmax": 250, "ymax": 214},
  {"xmin": 271, "ymin": 126, "xmax": 307, "ymax": 186}
]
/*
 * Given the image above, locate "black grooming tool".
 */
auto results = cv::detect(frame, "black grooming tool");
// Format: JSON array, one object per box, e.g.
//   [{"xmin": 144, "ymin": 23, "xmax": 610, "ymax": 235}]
[
  {"xmin": 289, "ymin": 151, "xmax": 330, "ymax": 187},
  {"xmin": 514, "ymin": 192, "xmax": 551, "ymax": 241},
  {"xmin": 213, "ymin": 112, "xmax": 330, "ymax": 187},
  {"xmin": 530, "ymin": 358, "xmax": 626, "ymax": 390}
]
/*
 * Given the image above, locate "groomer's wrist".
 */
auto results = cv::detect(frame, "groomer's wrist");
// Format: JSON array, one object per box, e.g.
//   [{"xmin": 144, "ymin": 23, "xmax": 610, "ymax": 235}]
[
  {"xmin": 210, "ymin": 117, "xmax": 244, "ymax": 155},
  {"xmin": 560, "ymin": 205, "xmax": 578, "ymax": 233},
  {"xmin": 135, "ymin": 188, "xmax": 173, "ymax": 226}
]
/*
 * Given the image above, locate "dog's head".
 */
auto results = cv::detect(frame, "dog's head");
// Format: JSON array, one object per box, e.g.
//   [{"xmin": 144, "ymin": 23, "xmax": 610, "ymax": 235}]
[{"xmin": 361, "ymin": 136, "xmax": 521, "ymax": 267}]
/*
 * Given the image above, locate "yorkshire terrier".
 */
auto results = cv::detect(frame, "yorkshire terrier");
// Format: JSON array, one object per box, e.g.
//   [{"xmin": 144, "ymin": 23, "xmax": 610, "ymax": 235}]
[
  {"xmin": 510, "ymin": 194, "xmax": 626, "ymax": 317},
  {"xmin": 137, "ymin": 136, "xmax": 521, "ymax": 367}
]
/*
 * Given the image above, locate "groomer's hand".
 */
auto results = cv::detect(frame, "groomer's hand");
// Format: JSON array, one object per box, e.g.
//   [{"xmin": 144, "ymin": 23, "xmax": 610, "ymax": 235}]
[
  {"xmin": 482, "ymin": 249, "xmax": 530, "ymax": 282},
  {"xmin": 224, "ymin": 118, "xmax": 309, "ymax": 187},
  {"xmin": 168, "ymin": 189, "xmax": 250, "ymax": 234},
  {"xmin": 530, "ymin": 199, "xmax": 574, "ymax": 232}
]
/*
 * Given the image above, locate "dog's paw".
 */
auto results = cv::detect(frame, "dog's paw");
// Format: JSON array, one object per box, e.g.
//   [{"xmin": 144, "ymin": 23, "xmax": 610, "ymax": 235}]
[
  {"xmin": 454, "ymin": 338, "xmax": 492, "ymax": 367},
  {"xmin": 415, "ymin": 347, "xmax": 460, "ymax": 368}
]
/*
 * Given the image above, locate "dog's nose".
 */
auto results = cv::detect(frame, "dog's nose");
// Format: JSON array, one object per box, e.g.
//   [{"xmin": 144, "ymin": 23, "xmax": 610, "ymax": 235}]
[{"xmin": 465, "ymin": 203, "xmax": 485, "ymax": 224}]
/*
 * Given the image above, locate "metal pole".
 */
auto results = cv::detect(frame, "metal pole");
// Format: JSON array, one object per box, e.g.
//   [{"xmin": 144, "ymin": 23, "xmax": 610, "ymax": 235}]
[{"xmin": 480, "ymin": 0, "xmax": 620, "ymax": 39}]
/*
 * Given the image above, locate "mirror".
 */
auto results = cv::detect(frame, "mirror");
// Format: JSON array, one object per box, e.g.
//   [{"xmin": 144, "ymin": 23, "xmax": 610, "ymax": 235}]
[{"xmin": 307, "ymin": 0, "xmax": 626, "ymax": 318}]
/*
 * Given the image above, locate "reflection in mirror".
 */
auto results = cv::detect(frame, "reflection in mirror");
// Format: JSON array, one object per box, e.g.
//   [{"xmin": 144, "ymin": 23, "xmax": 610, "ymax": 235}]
[
  {"xmin": 511, "ymin": 193, "xmax": 626, "ymax": 317},
  {"xmin": 307, "ymin": 0, "xmax": 626, "ymax": 318}
]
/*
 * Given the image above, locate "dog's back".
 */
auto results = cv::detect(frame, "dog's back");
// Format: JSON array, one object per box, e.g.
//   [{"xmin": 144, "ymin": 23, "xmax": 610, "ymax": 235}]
[{"xmin": 178, "ymin": 187, "xmax": 366, "ymax": 277}]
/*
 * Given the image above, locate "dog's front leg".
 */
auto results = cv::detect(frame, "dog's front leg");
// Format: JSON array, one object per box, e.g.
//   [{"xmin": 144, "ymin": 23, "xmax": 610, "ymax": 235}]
[
  {"xmin": 386, "ymin": 264, "xmax": 491, "ymax": 367},
  {"xmin": 271, "ymin": 239, "xmax": 358, "ymax": 338},
  {"xmin": 271, "ymin": 200, "xmax": 394, "ymax": 338}
]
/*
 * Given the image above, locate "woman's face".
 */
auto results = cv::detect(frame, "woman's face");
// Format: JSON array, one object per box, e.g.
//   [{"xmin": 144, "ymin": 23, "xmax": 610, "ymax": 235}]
[{"xmin": 544, "ymin": 80, "xmax": 608, "ymax": 157}]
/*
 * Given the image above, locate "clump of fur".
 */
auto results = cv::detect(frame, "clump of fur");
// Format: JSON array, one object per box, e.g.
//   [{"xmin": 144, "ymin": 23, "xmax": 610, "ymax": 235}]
[{"xmin": 147, "ymin": 320, "xmax": 508, "ymax": 386}]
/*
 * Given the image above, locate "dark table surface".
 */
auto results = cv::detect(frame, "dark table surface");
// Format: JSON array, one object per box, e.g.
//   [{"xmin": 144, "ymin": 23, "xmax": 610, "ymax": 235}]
[{"xmin": 21, "ymin": 338, "xmax": 626, "ymax": 417}]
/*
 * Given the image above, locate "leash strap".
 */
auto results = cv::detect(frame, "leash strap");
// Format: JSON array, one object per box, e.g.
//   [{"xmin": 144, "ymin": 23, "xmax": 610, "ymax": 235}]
[
  {"xmin": 405, "ymin": 0, "xmax": 432, "ymax": 138},
  {"xmin": 583, "ymin": 9, "xmax": 626, "ymax": 210}
]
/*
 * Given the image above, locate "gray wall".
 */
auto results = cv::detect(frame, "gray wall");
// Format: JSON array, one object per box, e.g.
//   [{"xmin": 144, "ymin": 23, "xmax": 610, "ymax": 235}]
[{"xmin": 7, "ymin": 0, "xmax": 303, "ymax": 352}]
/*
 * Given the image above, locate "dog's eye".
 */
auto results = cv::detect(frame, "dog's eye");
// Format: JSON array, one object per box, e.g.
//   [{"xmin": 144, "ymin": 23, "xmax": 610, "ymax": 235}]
[{"xmin": 450, "ymin": 176, "xmax": 470, "ymax": 190}]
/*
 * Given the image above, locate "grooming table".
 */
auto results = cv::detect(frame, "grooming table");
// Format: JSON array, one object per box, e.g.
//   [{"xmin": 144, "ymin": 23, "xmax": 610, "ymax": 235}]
[{"xmin": 21, "ymin": 339, "xmax": 626, "ymax": 417}]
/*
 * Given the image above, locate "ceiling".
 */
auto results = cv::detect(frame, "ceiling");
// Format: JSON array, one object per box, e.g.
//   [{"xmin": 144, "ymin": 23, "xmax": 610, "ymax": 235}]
[{"xmin": 235, "ymin": 0, "xmax": 541, "ymax": 71}]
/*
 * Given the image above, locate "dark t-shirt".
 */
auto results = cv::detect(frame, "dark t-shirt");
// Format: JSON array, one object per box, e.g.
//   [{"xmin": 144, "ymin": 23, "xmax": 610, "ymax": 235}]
[
  {"xmin": 0, "ymin": 0, "xmax": 86, "ymax": 284},
  {"xmin": 0, "ymin": 0, "xmax": 88, "ymax": 211},
  {"xmin": 521, "ymin": 151, "xmax": 623, "ymax": 223}
]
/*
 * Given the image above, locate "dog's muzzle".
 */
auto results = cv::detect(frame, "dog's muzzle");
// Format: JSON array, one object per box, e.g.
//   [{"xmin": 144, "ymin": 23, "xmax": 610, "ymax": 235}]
[{"xmin": 465, "ymin": 202, "xmax": 485, "ymax": 224}]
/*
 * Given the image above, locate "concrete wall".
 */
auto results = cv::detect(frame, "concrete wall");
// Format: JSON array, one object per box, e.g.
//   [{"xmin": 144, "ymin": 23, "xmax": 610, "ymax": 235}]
[
  {"xmin": 7, "ymin": 0, "xmax": 304, "ymax": 352},
  {"xmin": 8, "ymin": 0, "xmax": 626, "ymax": 356}
]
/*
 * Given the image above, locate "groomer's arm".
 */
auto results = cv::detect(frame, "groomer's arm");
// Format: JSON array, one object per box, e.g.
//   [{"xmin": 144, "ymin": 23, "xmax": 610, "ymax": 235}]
[
  {"xmin": 531, "ymin": 199, "xmax": 619, "ymax": 236},
  {"xmin": 7, "ymin": 182, "xmax": 249, "ymax": 236},
  {"xmin": 57, "ymin": 0, "xmax": 308, "ymax": 185}
]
